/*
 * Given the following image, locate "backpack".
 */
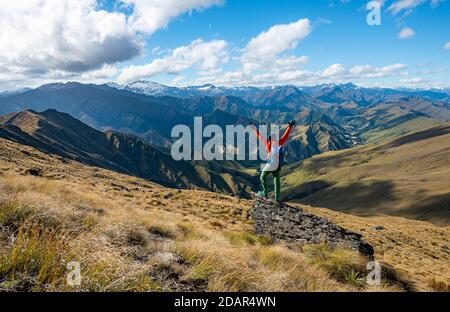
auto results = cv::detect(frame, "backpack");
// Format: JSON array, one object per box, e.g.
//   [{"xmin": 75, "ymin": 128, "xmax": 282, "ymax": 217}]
[{"xmin": 268, "ymin": 145, "xmax": 285, "ymax": 171}]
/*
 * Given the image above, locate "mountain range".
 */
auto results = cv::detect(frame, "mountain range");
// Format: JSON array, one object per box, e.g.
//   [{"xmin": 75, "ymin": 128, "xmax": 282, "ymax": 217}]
[{"xmin": 1, "ymin": 81, "xmax": 449, "ymax": 164}]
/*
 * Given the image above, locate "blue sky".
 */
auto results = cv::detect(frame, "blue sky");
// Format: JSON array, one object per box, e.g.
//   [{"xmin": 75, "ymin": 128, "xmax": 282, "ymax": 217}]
[{"xmin": 0, "ymin": 0, "xmax": 449, "ymax": 90}]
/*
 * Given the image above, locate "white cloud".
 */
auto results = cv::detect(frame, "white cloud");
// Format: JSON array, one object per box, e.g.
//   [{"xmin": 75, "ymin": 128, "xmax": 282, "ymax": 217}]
[
  {"xmin": 241, "ymin": 18, "xmax": 312, "ymax": 71},
  {"xmin": 0, "ymin": 0, "xmax": 141, "ymax": 75},
  {"xmin": 0, "ymin": 0, "xmax": 222, "ymax": 89},
  {"xmin": 444, "ymin": 42, "xmax": 450, "ymax": 50},
  {"xmin": 121, "ymin": 0, "xmax": 224, "ymax": 34},
  {"xmin": 430, "ymin": 0, "xmax": 446, "ymax": 8},
  {"xmin": 388, "ymin": 0, "xmax": 426, "ymax": 14},
  {"xmin": 398, "ymin": 76, "xmax": 438, "ymax": 88},
  {"xmin": 398, "ymin": 27, "xmax": 416, "ymax": 39},
  {"xmin": 329, "ymin": 63, "xmax": 407, "ymax": 79},
  {"xmin": 192, "ymin": 63, "xmax": 408, "ymax": 87},
  {"xmin": 118, "ymin": 39, "xmax": 229, "ymax": 83},
  {"xmin": 322, "ymin": 64, "xmax": 347, "ymax": 77},
  {"xmin": 400, "ymin": 77, "xmax": 424, "ymax": 84},
  {"xmin": 80, "ymin": 65, "xmax": 118, "ymax": 80}
]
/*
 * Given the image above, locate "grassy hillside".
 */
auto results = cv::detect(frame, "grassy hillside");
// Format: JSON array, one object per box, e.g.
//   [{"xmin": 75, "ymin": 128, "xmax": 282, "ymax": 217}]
[
  {"xmin": 363, "ymin": 116, "xmax": 443, "ymax": 144},
  {"xmin": 1, "ymin": 137, "xmax": 411, "ymax": 292},
  {"xmin": 1, "ymin": 137, "xmax": 448, "ymax": 291},
  {"xmin": 283, "ymin": 124, "xmax": 450, "ymax": 226},
  {"xmin": 360, "ymin": 103, "xmax": 444, "ymax": 143}
]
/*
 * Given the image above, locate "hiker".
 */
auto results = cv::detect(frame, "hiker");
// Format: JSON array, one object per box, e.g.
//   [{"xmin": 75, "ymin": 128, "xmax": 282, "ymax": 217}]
[{"xmin": 252, "ymin": 120, "xmax": 296, "ymax": 201}]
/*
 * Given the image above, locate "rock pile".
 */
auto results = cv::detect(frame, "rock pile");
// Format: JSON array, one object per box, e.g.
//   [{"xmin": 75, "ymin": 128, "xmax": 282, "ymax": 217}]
[{"xmin": 252, "ymin": 196, "xmax": 374, "ymax": 257}]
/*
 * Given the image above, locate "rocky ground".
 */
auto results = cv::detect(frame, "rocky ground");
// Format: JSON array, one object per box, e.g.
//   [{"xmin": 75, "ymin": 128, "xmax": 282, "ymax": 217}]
[{"xmin": 252, "ymin": 196, "xmax": 374, "ymax": 257}]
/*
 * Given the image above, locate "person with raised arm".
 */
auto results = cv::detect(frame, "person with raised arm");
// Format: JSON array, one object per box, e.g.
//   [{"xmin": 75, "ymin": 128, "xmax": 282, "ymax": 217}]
[{"xmin": 252, "ymin": 120, "xmax": 296, "ymax": 201}]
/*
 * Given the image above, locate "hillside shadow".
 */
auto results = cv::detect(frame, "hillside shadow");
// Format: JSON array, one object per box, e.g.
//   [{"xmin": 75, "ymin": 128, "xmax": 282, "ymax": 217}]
[
  {"xmin": 287, "ymin": 180, "xmax": 397, "ymax": 215},
  {"xmin": 283, "ymin": 180, "xmax": 332, "ymax": 200},
  {"xmin": 408, "ymin": 193, "xmax": 450, "ymax": 226}
]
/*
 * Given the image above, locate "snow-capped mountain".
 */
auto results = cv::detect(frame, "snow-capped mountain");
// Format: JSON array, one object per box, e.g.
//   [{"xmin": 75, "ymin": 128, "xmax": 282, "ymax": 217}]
[
  {"xmin": 109, "ymin": 80, "xmax": 304, "ymax": 99},
  {"xmin": 110, "ymin": 80, "xmax": 229, "ymax": 97},
  {"xmin": 111, "ymin": 80, "xmax": 175, "ymax": 97}
]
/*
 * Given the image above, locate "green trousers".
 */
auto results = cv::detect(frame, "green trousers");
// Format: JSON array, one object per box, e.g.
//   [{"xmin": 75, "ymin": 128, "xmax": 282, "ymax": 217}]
[{"xmin": 260, "ymin": 170, "xmax": 281, "ymax": 201}]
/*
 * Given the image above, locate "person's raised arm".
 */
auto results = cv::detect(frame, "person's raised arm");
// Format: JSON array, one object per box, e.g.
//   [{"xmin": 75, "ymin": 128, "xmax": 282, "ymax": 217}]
[{"xmin": 279, "ymin": 120, "xmax": 296, "ymax": 146}]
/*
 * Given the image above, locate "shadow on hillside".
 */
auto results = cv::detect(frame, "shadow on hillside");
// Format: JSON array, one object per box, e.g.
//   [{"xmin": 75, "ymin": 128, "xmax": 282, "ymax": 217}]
[
  {"xmin": 283, "ymin": 180, "xmax": 333, "ymax": 200},
  {"xmin": 409, "ymin": 193, "xmax": 450, "ymax": 226},
  {"xmin": 288, "ymin": 180, "xmax": 398, "ymax": 215}
]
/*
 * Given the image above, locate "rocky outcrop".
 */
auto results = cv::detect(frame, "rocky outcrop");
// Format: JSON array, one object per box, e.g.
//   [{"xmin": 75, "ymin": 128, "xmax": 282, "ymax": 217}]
[{"xmin": 252, "ymin": 196, "xmax": 374, "ymax": 257}]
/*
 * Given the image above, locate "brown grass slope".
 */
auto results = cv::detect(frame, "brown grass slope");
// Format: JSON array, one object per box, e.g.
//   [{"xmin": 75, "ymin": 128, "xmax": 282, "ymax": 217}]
[
  {"xmin": 0, "ymin": 137, "xmax": 415, "ymax": 292},
  {"xmin": 283, "ymin": 124, "xmax": 450, "ymax": 226}
]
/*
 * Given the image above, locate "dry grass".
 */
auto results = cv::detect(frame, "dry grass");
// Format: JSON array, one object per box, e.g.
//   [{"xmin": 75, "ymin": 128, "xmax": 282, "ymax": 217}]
[
  {"xmin": 294, "ymin": 204, "xmax": 450, "ymax": 292},
  {"xmin": 0, "ymin": 137, "xmax": 405, "ymax": 292}
]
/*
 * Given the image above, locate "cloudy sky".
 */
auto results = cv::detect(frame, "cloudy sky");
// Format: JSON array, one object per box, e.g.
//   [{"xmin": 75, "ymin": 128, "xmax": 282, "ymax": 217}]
[{"xmin": 0, "ymin": 0, "xmax": 449, "ymax": 90}]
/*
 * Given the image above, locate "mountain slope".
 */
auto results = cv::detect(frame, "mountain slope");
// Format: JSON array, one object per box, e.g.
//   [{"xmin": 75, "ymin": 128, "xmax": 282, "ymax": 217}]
[
  {"xmin": 284, "ymin": 111, "xmax": 355, "ymax": 162},
  {"xmin": 0, "ymin": 138, "xmax": 376, "ymax": 292},
  {"xmin": 282, "ymin": 124, "xmax": 450, "ymax": 226},
  {"xmin": 0, "ymin": 110, "xmax": 255, "ymax": 195},
  {"xmin": 0, "ymin": 135, "xmax": 448, "ymax": 291},
  {"xmin": 358, "ymin": 102, "xmax": 445, "ymax": 143}
]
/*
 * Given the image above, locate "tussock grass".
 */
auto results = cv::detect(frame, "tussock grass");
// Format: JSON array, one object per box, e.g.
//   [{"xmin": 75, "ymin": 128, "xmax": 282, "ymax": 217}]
[
  {"xmin": 0, "ymin": 225, "xmax": 70, "ymax": 290},
  {"xmin": 0, "ymin": 199, "xmax": 33, "ymax": 231},
  {"xmin": 427, "ymin": 279, "xmax": 450, "ymax": 292},
  {"xmin": 148, "ymin": 225, "xmax": 175, "ymax": 239},
  {"xmin": 0, "ymin": 166, "xmax": 405, "ymax": 292},
  {"xmin": 70, "ymin": 237, "xmax": 160, "ymax": 292},
  {"xmin": 304, "ymin": 243, "xmax": 368, "ymax": 288},
  {"xmin": 175, "ymin": 231, "xmax": 353, "ymax": 292},
  {"xmin": 3, "ymin": 174, "xmax": 56, "ymax": 194},
  {"xmin": 223, "ymin": 231, "xmax": 258, "ymax": 246}
]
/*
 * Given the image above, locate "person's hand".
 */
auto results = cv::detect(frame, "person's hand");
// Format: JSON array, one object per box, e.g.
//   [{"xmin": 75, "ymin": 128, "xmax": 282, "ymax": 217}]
[{"xmin": 288, "ymin": 120, "xmax": 296, "ymax": 127}]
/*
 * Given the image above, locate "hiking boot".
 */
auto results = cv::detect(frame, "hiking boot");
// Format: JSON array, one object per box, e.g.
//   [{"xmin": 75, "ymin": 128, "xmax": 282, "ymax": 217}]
[{"xmin": 257, "ymin": 191, "xmax": 267, "ymax": 198}]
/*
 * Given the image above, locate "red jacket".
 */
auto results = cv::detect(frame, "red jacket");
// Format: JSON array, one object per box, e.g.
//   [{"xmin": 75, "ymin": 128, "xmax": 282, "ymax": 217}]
[{"xmin": 254, "ymin": 125, "xmax": 293, "ymax": 155}]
